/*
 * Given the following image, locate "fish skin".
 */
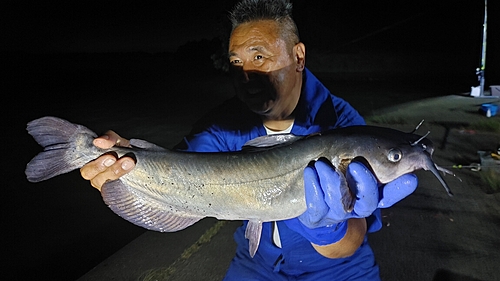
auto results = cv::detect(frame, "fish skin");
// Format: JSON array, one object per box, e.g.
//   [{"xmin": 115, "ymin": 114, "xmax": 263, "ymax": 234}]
[{"xmin": 25, "ymin": 116, "xmax": 452, "ymax": 257}]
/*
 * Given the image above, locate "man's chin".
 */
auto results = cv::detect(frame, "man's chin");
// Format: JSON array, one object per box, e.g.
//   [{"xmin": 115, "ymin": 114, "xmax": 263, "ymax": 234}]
[{"xmin": 246, "ymin": 100, "xmax": 273, "ymax": 115}]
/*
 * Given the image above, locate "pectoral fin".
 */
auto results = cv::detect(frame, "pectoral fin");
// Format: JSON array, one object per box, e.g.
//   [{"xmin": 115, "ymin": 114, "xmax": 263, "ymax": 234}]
[
  {"xmin": 335, "ymin": 167, "xmax": 355, "ymax": 212},
  {"xmin": 245, "ymin": 220, "xmax": 263, "ymax": 258}
]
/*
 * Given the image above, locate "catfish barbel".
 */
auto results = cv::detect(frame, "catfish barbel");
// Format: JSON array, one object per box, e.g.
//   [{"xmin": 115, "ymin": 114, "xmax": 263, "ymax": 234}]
[{"xmin": 25, "ymin": 116, "xmax": 453, "ymax": 257}]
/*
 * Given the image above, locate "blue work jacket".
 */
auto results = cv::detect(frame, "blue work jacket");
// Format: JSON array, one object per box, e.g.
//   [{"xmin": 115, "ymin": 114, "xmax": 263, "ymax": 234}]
[{"xmin": 175, "ymin": 68, "xmax": 382, "ymax": 278}]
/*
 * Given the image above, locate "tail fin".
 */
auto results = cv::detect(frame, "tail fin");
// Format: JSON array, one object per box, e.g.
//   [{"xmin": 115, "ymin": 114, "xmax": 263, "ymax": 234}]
[{"xmin": 25, "ymin": 116, "xmax": 98, "ymax": 182}]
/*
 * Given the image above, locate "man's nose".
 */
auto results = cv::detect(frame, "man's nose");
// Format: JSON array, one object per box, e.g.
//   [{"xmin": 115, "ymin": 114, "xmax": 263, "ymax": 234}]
[
  {"xmin": 240, "ymin": 64, "xmax": 258, "ymax": 83},
  {"xmin": 240, "ymin": 71, "xmax": 250, "ymax": 83}
]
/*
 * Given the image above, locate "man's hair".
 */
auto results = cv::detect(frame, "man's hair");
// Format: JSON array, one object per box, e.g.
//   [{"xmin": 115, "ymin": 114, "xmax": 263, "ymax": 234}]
[{"xmin": 229, "ymin": 0, "xmax": 300, "ymax": 47}]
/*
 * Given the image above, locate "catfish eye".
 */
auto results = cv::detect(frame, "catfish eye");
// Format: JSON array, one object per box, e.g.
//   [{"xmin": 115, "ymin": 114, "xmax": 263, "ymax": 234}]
[{"xmin": 387, "ymin": 149, "xmax": 402, "ymax": 162}]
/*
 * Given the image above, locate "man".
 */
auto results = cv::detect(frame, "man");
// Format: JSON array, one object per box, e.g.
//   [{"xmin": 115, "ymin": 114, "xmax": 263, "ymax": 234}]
[{"xmin": 81, "ymin": 0, "xmax": 418, "ymax": 279}]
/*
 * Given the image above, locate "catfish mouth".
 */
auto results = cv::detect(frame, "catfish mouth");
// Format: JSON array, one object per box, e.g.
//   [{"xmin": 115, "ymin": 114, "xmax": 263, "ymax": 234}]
[
  {"xmin": 350, "ymin": 155, "xmax": 454, "ymax": 197},
  {"xmin": 424, "ymin": 157, "xmax": 454, "ymax": 197},
  {"xmin": 406, "ymin": 130, "xmax": 454, "ymax": 196},
  {"xmin": 415, "ymin": 139, "xmax": 455, "ymax": 197}
]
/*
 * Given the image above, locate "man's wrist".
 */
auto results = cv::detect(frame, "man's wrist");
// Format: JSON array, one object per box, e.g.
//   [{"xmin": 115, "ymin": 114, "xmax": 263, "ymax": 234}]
[
  {"xmin": 307, "ymin": 220, "xmax": 349, "ymax": 246},
  {"xmin": 312, "ymin": 218, "xmax": 367, "ymax": 259},
  {"xmin": 285, "ymin": 219, "xmax": 349, "ymax": 246}
]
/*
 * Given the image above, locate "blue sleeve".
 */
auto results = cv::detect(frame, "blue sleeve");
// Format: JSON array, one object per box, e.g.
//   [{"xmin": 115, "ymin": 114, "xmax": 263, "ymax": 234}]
[
  {"xmin": 331, "ymin": 94, "xmax": 366, "ymax": 127},
  {"xmin": 173, "ymin": 97, "xmax": 238, "ymax": 153},
  {"xmin": 176, "ymin": 129, "xmax": 226, "ymax": 153}
]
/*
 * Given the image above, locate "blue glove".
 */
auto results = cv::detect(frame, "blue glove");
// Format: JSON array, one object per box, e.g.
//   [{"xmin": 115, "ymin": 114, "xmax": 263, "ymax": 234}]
[{"xmin": 284, "ymin": 158, "xmax": 418, "ymax": 245}]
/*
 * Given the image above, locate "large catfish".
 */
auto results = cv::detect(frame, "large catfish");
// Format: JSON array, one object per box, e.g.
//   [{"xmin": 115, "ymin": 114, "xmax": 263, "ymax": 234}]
[{"xmin": 25, "ymin": 116, "xmax": 453, "ymax": 257}]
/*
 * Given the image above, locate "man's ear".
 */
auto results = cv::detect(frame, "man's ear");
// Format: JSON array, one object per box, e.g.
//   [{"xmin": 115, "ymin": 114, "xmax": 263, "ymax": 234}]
[{"xmin": 294, "ymin": 42, "xmax": 306, "ymax": 71}]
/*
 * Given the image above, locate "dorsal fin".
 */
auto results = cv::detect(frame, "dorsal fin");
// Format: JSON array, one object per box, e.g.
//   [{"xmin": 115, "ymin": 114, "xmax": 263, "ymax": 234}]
[{"xmin": 242, "ymin": 134, "xmax": 304, "ymax": 152}]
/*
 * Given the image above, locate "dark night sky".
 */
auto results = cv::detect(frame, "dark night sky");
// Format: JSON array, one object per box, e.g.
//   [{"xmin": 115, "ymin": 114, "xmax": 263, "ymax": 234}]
[
  {"xmin": 1, "ymin": 1, "xmax": 232, "ymax": 53},
  {"xmin": 1, "ymin": 1, "xmax": 496, "ymax": 56}
]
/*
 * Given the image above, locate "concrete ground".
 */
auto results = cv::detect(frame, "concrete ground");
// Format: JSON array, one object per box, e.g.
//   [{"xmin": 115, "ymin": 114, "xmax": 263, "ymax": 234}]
[{"xmin": 77, "ymin": 94, "xmax": 500, "ymax": 281}]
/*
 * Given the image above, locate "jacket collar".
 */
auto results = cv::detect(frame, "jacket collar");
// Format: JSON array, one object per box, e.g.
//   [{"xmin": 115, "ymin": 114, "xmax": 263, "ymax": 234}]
[{"xmin": 291, "ymin": 68, "xmax": 338, "ymax": 135}]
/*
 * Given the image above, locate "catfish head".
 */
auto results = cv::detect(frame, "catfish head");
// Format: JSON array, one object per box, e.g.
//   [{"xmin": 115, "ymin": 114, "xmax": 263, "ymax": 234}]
[{"xmin": 332, "ymin": 126, "xmax": 454, "ymax": 197}]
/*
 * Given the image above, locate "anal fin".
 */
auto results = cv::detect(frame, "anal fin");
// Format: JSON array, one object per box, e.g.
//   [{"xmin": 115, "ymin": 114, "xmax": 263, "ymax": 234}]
[
  {"xmin": 101, "ymin": 180, "xmax": 202, "ymax": 232},
  {"xmin": 245, "ymin": 220, "xmax": 263, "ymax": 258}
]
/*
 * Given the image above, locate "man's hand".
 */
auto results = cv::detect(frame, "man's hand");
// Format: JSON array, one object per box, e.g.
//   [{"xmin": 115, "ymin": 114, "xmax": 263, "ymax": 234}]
[
  {"xmin": 285, "ymin": 158, "xmax": 418, "ymax": 246},
  {"xmin": 80, "ymin": 130, "xmax": 136, "ymax": 191}
]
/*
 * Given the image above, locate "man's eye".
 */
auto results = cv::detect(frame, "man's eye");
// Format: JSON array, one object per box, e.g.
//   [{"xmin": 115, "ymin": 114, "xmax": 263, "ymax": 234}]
[
  {"xmin": 254, "ymin": 55, "xmax": 263, "ymax": 60},
  {"xmin": 230, "ymin": 59, "xmax": 241, "ymax": 65}
]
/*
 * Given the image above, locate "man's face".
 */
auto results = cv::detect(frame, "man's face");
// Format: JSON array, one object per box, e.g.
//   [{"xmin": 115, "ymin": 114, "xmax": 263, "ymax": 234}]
[{"xmin": 228, "ymin": 20, "xmax": 304, "ymax": 120}]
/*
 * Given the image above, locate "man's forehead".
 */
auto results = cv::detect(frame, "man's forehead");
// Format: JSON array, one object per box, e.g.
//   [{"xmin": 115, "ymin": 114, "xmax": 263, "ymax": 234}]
[
  {"xmin": 229, "ymin": 40, "xmax": 270, "ymax": 54},
  {"xmin": 229, "ymin": 21, "xmax": 282, "ymax": 55}
]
